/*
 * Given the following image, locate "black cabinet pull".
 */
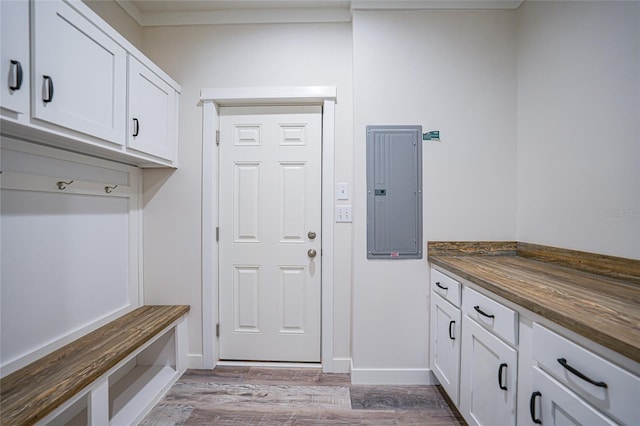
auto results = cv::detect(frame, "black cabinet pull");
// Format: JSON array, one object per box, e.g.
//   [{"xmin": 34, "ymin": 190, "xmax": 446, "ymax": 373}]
[
  {"xmin": 557, "ymin": 358, "xmax": 607, "ymax": 388},
  {"xmin": 133, "ymin": 118, "xmax": 139, "ymax": 136},
  {"xmin": 530, "ymin": 391, "xmax": 542, "ymax": 424},
  {"xmin": 474, "ymin": 305, "xmax": 495, "ymax": 319},
  {"xmin": 448, "ymin": 320, "xmax": 455, "ymax": 340},
  {"xmin": 43, "ymin": 75, "xmax": 54, "ymax": 103},
  {"xmin": 498, "ymin": 363, "xmax": 508, "ymax": 390},
  {"xmin": 435, "ymin": 281, "xmax": 448, "ymax": 290},
  {"xmin": 9, "ymin": 60, "xmax": 23, "ymax": 91}
]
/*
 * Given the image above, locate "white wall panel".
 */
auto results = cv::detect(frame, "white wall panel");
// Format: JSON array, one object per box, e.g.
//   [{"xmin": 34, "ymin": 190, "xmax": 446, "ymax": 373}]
[
  {"xmin": 516, "ymin": 1, "xmax": 640, "ymax": 259},
  {"xmin": 0, "ymin": 139, "xmax": 141, "ymax": 375}
]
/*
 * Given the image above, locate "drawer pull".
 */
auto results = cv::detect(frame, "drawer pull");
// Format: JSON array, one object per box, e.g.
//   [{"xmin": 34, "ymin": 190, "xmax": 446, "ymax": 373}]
[
  {"xmin": 43, "ymin": 75, "xmax": 54, "ymax": 103},
  {"xmin": 498, "ymin": 363, "xmax": 508, "ymax": 390},
  {"xmin": 133, "ymin": 118, "xmax": 140, "ymax": 137},
  {"xmin": 448, "ymin": 320, "xmax": 455, "ymax": 340},
  {"xmin": 557, "ymin": 358, "xmax": 607, "ymax": 388},
  {"xmin": 473, "ymin": 305, "xmax": 495, "ymax": 319},
  {"xmin": 529, "ymin": 391, "xmax": 542, "ymax": 424},
  {"xmin": 435, "ymin": 281, "xmax": 448, "ymax": 290},
  {"xmin": 9, "ymin": 60, "xmax": 23, "ymax": 91}
]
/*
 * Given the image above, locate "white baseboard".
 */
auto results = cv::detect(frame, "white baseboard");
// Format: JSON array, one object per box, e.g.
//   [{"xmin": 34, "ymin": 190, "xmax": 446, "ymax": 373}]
[
  {"xmin": 350, "ymin": 362, "xmax": 436, "ymax": 385},
  {"xmin": 187, "ymin": 353, "xmax": 204, "ymax": 369},
  {"xmin": 328, "ymin": 357, "xmax": 352, "ymax": 373}
]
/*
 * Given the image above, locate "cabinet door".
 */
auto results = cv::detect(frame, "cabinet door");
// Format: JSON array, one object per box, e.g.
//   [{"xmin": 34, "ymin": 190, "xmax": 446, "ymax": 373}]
[
  {"xmin": 460, "ymin": 316, "xmax": 518, "ymax": 426},
  {"xmin": 431, "ymin": 292, "xmax": 461, "ymax": 405},
  {"xmin": 1, "ymin": 0, "xmax": 29, "ymax": 115},
  {"xmin": 127, "ymin": 56, "xmax": 176, "ymax": 161},
  {"xmin": 31, "ymin": 0, "xmax": 126, "ymax": 145},
  {"xmin": 530, "ymin": 366, "xmax": 617, "ymax": 425}
]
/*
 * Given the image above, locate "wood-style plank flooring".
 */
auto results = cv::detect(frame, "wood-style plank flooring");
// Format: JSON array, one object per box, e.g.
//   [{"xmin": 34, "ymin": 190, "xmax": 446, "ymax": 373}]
[{"xmin": 142, "ymin": 366, "xmax": 465, "ymax": 425}]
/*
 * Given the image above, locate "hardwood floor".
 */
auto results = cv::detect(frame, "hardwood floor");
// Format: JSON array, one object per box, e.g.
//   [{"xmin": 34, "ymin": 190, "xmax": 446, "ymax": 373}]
[{"xmin": 142, "ymin": 366, "xmax": 466, "ymax": 425}]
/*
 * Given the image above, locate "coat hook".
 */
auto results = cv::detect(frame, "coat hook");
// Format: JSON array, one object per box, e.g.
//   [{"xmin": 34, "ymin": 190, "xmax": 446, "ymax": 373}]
[
  {"xmin": 105, "ymin": 185, "xmax": 118, "ymax": 194},
  {"xmin": 56, "ymin": 180, "xmax": 74, "ymax": 190}
]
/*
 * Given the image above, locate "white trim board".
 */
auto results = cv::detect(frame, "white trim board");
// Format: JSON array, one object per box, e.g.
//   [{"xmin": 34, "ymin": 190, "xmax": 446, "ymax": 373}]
[
  {"xmin": 350, "ymin": 363, "xmax": 437, "ymax": 385},
  {"xmin": 115, "ymin": 0, "xmax": 523, "ymax": 27},
  {"xmin": 200, "ymin": 86, "xmax": 338, "ymax": 372}
]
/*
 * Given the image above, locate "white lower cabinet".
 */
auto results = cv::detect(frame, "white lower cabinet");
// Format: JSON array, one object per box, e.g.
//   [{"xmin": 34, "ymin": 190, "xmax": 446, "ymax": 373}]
[
  {"xmin": 431, "ymin": 266, "xmax": 640, "ymax": 426},
  {"xmin": 530, "ymin": 366, "xmax": 617, "ymax": 425},
  {"xmin": 460, "ymin": 314, "xmax": 518, "ymax": 425},
  {"xmin": 431, "ymin": 292, "xmax": 461, "ymax": 405}
]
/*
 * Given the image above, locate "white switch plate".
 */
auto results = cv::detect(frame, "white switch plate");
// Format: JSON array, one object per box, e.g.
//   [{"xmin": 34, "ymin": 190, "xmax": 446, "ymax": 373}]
[
  {"xmin": 337, "ymin": 183, "xmax": 349, "ymax": 200},
  {"xmin": 335, "ymin": 205, "xmax": 352, "ymax": 222}
]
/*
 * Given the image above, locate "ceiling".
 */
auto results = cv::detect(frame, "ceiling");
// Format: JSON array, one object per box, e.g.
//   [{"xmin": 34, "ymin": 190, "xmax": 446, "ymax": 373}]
[{"xmin": 116, "ymin": 0, "xmax": 525, "ymax": 26}]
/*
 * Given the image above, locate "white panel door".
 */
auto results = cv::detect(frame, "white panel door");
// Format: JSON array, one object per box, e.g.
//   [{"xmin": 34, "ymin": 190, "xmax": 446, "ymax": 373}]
[
  {"xmin": 219, "ymin": 106, "xmax": 322, "ymax": 362},
  {"xmin": 460, "ymin": 315, "xmax": 518, "ymax": 426},
  {"xmin": 1, "ymin": 0, "xmax": 29, "ymax": 115},
  {"xmin": 31, "ymin": 0, "xmax": 126, "ymax": 145},
  {"xmin": 430, "ymin": 292, "xmax": 462, "ymax": 406}
]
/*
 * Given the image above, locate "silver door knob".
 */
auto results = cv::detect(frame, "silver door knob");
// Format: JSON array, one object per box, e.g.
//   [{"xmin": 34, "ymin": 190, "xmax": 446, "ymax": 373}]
[
  {"xmin": 307, "ymin": 248, "xmax": 317, "ymax": 258},
  {"xmin": 308, "ymin": 231, "xmax": 317, "ymax": 240}
]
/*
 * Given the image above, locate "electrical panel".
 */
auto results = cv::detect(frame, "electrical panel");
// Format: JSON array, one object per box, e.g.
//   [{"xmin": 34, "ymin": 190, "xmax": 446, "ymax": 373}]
[{"xmin": 366, "ymin": 125, "xmax": 422, "ymax": 259}]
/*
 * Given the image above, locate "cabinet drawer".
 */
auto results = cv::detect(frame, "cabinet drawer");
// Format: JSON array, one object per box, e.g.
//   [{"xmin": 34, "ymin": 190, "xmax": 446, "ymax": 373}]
[
  {"xmin": 431, "ymin": 268, "xmax": 461, "ymax": 307},
  {"xmin": 533, "ymin": 323, "xmax": 639, "ymax": 425},
  {"xmin": 462, "ymin": 287, "xmax": 518, "ymax": 346}
]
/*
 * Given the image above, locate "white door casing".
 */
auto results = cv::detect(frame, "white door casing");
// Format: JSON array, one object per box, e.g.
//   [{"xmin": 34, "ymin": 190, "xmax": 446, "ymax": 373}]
[
  {"xmin": 201, "ymin": 86, "xmax": 337, "ymax": 371},
  {"xmin": 219, "ymin": 106, "xmax": 322, "ymax": 362}
]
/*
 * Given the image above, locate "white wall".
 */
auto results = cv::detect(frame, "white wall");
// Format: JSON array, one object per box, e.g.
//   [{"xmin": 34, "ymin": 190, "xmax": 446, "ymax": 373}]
[
  {"xmin": 351, "ymin": 10, "xmax": 517, "ymax": 382},
  {"xmin": 516, "ymin": 1, "xmax": 640, "ymax": 259},
  {"xmin": 139, "ymin": 23, "xmax": 354, "ymax": 366},
  {"xmin": 83, "ymin": 0, "xmax": 143, "ymax": 50}
]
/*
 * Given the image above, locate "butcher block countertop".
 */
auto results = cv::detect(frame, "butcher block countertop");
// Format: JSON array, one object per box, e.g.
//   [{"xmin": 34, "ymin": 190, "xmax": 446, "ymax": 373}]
[{"xmin": 428, "ymin": 242, "xmax": 640, "ymax": 364}]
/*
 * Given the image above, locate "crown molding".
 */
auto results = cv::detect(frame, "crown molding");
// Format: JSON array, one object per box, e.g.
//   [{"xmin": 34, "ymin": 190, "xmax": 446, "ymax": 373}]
[
  {"xmin": 114, "ymin": 0, "xmax": 524, "ymax": 27},
  {"xmin": 351, "ymin": 0, "xmax": 524, "ymax": 10},
  {"xmin": 115, "ymin": 0, "xmax": 143, "ymax": 25}
]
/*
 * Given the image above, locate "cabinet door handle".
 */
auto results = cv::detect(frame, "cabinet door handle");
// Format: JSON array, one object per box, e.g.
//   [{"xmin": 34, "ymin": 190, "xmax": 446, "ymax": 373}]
[
  {"xmin": 557, "ymin": 358, "xmax": 607, "ymax": 388},
  {"xmin": 133, "ymin": 118, "xmax": 139, "ymax": 136},
  {"xmin": 435, "ymin": 281, "xmax": 448, "ymax": 290},
  {"xmin": 498, "ymin": 363, "xmax": 508, "ymax": 390},
  {"xmin": 529, "ymin": 391, "xmax": 542, "ymax": 424},
  {"xmin": 448, "ymin": 320, "xmax": 455, "ymax": 340},
  {"xmin": 9, "ymin": 60, "xmax": 23, "ymax": 91},
  {"xmin": 473, "ymin": 305, "xmax": 495, "ymax": 319},
  {"xmin": 43, "ymin": 75, "xmax": 54, "ymax": 103}
]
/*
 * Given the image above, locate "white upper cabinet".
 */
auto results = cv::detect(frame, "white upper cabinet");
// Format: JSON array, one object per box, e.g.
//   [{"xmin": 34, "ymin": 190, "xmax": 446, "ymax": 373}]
[
  {"xmin": 127, "ymin": 56, "xmax": 177, "ymax": 162},
  {"xmin": 31, "ymin": 0, "xmax": 127, "ymax": 146},
  {"xmin": 0, "ymin": 0, "xmax": 180, "ymax": 167},
  {"xmin": 1, "ymin": 0, "xmax": 30, "ymax": 115}
]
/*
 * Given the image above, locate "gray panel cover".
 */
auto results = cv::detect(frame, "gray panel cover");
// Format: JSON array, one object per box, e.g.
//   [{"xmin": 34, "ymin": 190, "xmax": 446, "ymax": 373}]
[{"xmin": 366, "ymin": 125, "xmax": 422, "ymax": 259}]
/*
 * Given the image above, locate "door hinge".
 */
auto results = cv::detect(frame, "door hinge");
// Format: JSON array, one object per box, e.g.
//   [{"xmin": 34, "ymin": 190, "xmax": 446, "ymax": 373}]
[
  {"xmin": 216, "ymin": 130, "xmax": 220, "ymax": 145},
  {"xmin": 216, "ymin": 227, "xmax": 219, "ymax": 242},
  {"xmin": 216, "ymin": 323, "xmax": 220, "ymax": 338}
]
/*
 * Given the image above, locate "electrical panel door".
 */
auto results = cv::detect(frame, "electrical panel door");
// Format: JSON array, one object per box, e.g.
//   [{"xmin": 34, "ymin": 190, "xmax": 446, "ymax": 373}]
[{"xmin": 366, "ymin": 125, "xmax": 422, "ymax": 259}]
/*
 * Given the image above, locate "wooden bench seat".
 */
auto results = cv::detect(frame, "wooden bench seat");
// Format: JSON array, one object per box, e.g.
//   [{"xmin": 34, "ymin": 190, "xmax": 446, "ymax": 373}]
[{"xmin": 0, "ymin": 305, "xmax": 190, "ymax": 425}]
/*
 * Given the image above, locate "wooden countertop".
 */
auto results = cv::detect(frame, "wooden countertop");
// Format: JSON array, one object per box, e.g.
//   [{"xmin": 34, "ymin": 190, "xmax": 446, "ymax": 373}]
[{"xmin": 429, "ymin": 243, "xmax": 640, "ymax": 365}]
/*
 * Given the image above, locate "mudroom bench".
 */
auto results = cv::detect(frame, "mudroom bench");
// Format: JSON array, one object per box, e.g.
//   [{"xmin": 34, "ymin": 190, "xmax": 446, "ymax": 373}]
[{"xmin": 0, "ymin": 305, "xmax": 189, "ymax": 425}]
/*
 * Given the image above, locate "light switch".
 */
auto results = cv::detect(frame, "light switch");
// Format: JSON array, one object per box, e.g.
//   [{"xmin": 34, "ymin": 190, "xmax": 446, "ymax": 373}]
[
  {"xmin": 335, "ymin": 205, "xmax": 352, "ymax": 222},
  {"xmin": 337, "ymin": 183, "xmax": 349, "ymax": 200}
]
